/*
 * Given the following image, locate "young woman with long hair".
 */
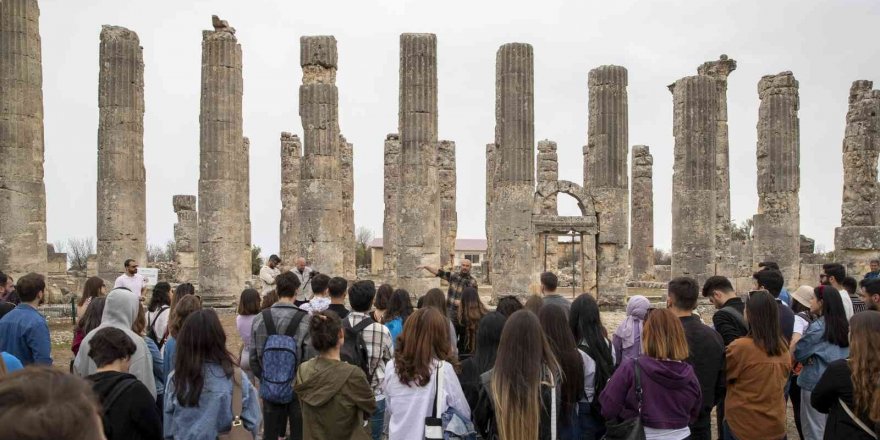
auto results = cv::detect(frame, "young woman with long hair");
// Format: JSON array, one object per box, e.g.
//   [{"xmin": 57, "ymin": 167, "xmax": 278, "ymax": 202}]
[
  {"xmin": 383, "ymin": 289, "xmax": 414, "ymax": 346},
  {"xmin": 811, "ymin": 310, "xmax": 880, "ymax": 439},
  {"xmin": 473, "ymin": 309, "xmax": 561, "ymax": 440},
  {"xmin": 133, "ymin": 303, "xmax": 166, "ymax": 412},
  {"xmin": 495, "ymin": 295, "xmax": 523, "ymax": 317},
  {"xmin": 72, "ymin": 297, "xmax": 106, "ymax": 356},
  {"xmin": 600, "ymin": 308, "xmax": 700, "ymax": 440},
  {"xmin": 524, "ymin": 294, "xmax": 544, "ymax": 315},
  {"xmin": 371, "ymin": 284, "xmax": 393, "ymax": 323},
  {"xmin": 790, "ymin": 285, "xmax": 819, "ymax": 439},
  {"xmin": 795, "ymin": 285, "xmax": 851, "ymax": 440},
  {"xmin": 382, "ymin": 307, "xmax": 468, "ymax": 439},
  {"xmin": 724, "ymin": 290, "xmax": 791, "ymax": 440},
  {"xmin": 454, "ymin": 287, "xmax": 487, "ymax": 359},
  {"xmin": 458, "ymin": 311, "xmax": 506, "ymax": 411},
  {"xmin": 146, "ymin": 281, "xmax": 172, "ymax": 349},
  {"xmin": 236, "ymin": 288, "xmax": 261, "ymax": 383},
  {"xmin": 77, "ymin": 276, "xmax": 105, "ymax": 319},
  {"xmin": 422, "ymin": 288, "xmax": 459, "ymax": 358},
  {"xmin": 164, "ymin": 309, "xmax": 260, "ymax": 439},
  {"xmin": 162, "ymin": 295, "xmax": 202, "ymax": 380},
  {"xmin": 569, "ymin": 293, "xmax": 615, "ymax": 439},
  {"xmin": 170, "ymin": 282, "xmax": 196, "ymax": 310},
  {"xmin": 539, "ymin": 304, "xmax": 586, "ymax": 439}
]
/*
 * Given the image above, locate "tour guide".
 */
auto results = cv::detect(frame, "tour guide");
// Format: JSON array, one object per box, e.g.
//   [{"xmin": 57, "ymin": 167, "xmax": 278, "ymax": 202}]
[{"xmin": 418, "ymin": 259, "xmax": 478, "ymax": 309}]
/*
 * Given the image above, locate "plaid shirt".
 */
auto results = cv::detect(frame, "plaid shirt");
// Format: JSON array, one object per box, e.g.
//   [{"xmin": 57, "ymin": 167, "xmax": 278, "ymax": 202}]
[
  {"xmin": 348, "ymin": 311, "xmax": 393, "ymax": 399},
  {"xmin": 437, "ymin": 270, "xmax": 478, "ymax": 302},
  {"xmin": 248, "ymin": 302, "xmax": 315, "ymax": 378}
]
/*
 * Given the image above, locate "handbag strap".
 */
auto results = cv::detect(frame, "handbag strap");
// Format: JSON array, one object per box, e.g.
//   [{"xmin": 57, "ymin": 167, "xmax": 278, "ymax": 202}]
[
  {"xmin": 634, "ymin": 359, "xmax": 643, "ymax": 413},
  {"xmin": 839, "ymin": 398, "xmax": 878, "ymax": 439},
  {"xmin": 431, "ymin": 361, "xmax": 445, "ymax": 419},
  {"xmin": 231, "ymin": 367, "xmax": 244, "ymax": 427},
  {"xmin": 549, "ymin": 370, "xmax": 557, "ymax": 440}
]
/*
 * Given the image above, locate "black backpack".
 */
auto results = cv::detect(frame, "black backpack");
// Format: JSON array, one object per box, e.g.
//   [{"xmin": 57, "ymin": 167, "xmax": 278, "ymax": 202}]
[
  {"xmin": 99, "ymin": 377, "xmax": 139, "ymax": 439},
  {"xmin": 341, "ymin": 317, "xmax": 374, "ymax": 382},
  {"xmin": 146, "ymin": 306, "xmax": 170, "ymax": 350}
]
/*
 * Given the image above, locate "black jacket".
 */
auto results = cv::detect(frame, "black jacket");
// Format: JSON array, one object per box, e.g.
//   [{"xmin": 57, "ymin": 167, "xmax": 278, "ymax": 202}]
[
  {"xmin": 88, "ymin": 371, "xmax": 162, "ymax": 440},
  {"xmin": 811, "ymin": 359, "xmax": 878, "ymax": 440},
  {"xmin": 457, "ymin": 357, "xmax": 485, "ymax": 412},
  {"xmin": 776, "ymin": 299, "xmax": 795, "ymax": 343},
  {"xmin": 473, "ymin": 370, "xmax": 560, "ymax": 440},
  {"xmin": 712, "ymin": 297, "xmax": 748, "ymax": 347},
  {"xmin": 680, "ymin": 315, "xmax": 725, "ymax": 440}
]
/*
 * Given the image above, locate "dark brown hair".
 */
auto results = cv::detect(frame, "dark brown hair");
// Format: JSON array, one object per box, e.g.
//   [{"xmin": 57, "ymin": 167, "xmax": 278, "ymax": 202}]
[
  {"xmin": 171, "ymin": 283, "xmax": 196, "ymax": 310},
  {"xmin": 237, "ymin": 289, "xmax": 261, "ymax": 316},
  {"xmin": 79, "ymin": 276, "xmax": 105, "ymax": 307},
  {"xmin": 456, "ymin": 287, "xmax": 487, "ymax": 353},
  {"xmin": 15, "ymin": 273, "xmax": 45, "ymax": 303},
  {"xmin": 642, "ymin": 308, "xmax": 690, "ymax": 360},
  {"xmin": 524, "ymin": 294, "xmax": 544, "ymax": 315},
  {"xmin": 309, "ymin": 311, "xmax": 342, "ymax": 352},
  {"xmin": 261, "ymin": 290, "xmax": 279, "ymax": 310},
  {"xmin": 132, "ymin": 303, "xmax": 147, "ymax": 335},
  {"xmin": 374, "ymin": 284, "xmax": 393, "ymax": 310},
  {"xmin": 385, "ymin": 289, "xmax": 413, "ymax": 323},
  {"xmin": 88, "ymin": 327, "xmax": 137, "ymax": 367},
  {"xmin": 495, "ymin": 296, "xmax": 523, "ymax": 317},
  {"xmin": 76, "ymin": 297, "xmax": 106, "ymax": 335},
  {"xmin": 421, "ymin": 288, "xmax": 448, "ymax": 317},
  {"xmin": 393, "ymin": 307, "xmax": 457, "ymax": 387},
  {"xmin": 745, "ymin": 291, "xmax": 787, "ymax": 357},
  {"xmin": 173, "ymin": 309, "xmax": 234, "ymax": 406},
  {"xmin": 170, "ymin": 295, "xmax": 202, "ymax": 338}
]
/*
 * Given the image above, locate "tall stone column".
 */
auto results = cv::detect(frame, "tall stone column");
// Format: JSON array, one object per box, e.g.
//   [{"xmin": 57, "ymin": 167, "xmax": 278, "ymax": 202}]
[
  {"xmin": 173, "ymin": 195, "xmax": 198, "ymax": 283},
  {"xmin": 697, "ymin": 55, "xmax": 737, "ymax": 262},
  {"xmin": 835, "ymin": 80, "xmax": 880, "ymax": 274},
  {"xmin": 279, "ymin": 132, "xmax": 302, "ymax": 263},
  {"xmin": 198, "ymin": 16, "xmax": 248, "ymax": 305},
  {"xmin": 485, "ymin": 142, "xmax": 498, "ymax": 283},
  {"xmin": 439, "ymin": 140, "xmax": 457, "ymax": 268},
  {"xmin": 242, "ymin": 136, "xmax": 252, "ymax": 276},
  {"xmin": 537, "ymin": 140, "xmax": 558, "ymax": 272},
  {"xmin": 298, "ymin": 35, "xmax": 344, "ymax": 275},
  {"xmin": 340, "ymin": 135, "xmax": 356, "ymax": 278},
  {"xmin": 0, "ymin": 0, "xmax": 47, "ymax": 277},
  {"xmin": 670, "ymin": 76, "xmax": 718, "ymax": 282},
  {"xmin": 382, "ymin": 134, "xmax": 400, "ymax": 280},
  {"xmin": 631, "ymin": 145, "xmax": 654, "ymax": 281},
  {"xmin": 490, "ymin": 43, "xmax": 535, "ymax": 297},
  {"xmin": 585, "ymin": 65, "xmax": 629, "ymax": 301},
  {"xmin": 753, "ymin": 72, "xmax": 800, "ymax": 285},
  {"xmin": 396, "ymin": 33, "xmax": 440, "ymax": 294},
  {"xmin": 96, "ymin": 25, "xmax": 146, "ymax": 281}
]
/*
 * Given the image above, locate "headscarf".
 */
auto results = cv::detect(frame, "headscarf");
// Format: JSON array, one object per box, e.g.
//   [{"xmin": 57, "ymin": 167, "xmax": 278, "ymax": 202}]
[{"xmin": 613, "ymin": 295, "xmax": 651, "ymax": 349}]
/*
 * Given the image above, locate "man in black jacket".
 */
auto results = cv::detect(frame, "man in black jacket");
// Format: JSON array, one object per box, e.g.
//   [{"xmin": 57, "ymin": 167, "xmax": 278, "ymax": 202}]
[{"xmin": 669, "ymin": 277, "xmax": 724, "ymax": 440}]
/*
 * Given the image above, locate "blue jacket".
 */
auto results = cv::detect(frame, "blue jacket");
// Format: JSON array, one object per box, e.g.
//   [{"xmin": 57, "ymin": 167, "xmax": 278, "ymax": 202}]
[
  {"xmin": 386, "ymin": 317, "xmax": 403, "ymax": 349},
  {"xmin": 145, "ymin": 337, "xmax": 165, "ymax": 395},
  {"xmin": 163, "ymin": 336, "xmax": 176, "ymax": 382},
  {"xmin": 164, "ymin": 363, "xmax": 261, "ymax": 440},
  {"xmin": 0, "ymin": 304, "xmax": 52, "ymax": 365},
  {"xmin": 794, "ymin": 317, "xmax": 849, "ymax": 391}
]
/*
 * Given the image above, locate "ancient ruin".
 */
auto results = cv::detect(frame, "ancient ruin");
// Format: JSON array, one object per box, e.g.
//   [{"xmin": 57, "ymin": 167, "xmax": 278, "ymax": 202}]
[
  {"xmin": 96, "ymin": 25, "xmax": 146, "ymax": 281},
  {"xmin": 753, "ymin": 72, "xmax": 800, "ymax": 284},
  {"xmin": 279, "ymin": 132, "xmax": 302, "ymax": 263},
  {"xmin": 439, "ymin": 140, "xmax": 458, "ymax": 268},
  {"xmin": 630, "ymin": 145, "xmax": 654, "ymax": 281},
  {"xmin": 173, "ymin": 195, "xmax": 198, "ymax": 283},
  {"xmin": 536, "ymin": 140, "xmax": 559, "ymax": 273},
  {"xmin": 0, "ymin": 0, "xmax": 47, "ymax": 277},
  {"xmin": 340, "ymin": 136, "xmax": 356, "ymax": 279},
  {"xmin": 382, "ymin": 134, "xmax": 401, "ymax": 281}
]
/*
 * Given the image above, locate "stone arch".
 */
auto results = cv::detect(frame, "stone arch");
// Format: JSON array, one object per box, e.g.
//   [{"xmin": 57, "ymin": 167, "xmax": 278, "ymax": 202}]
[{"xmin": 533, "ymin": 180, "xmax": 597, "ymax": 217}]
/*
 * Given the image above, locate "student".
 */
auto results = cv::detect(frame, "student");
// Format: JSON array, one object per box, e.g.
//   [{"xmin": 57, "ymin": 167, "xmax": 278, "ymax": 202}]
[
  {"xmin": 540, "ymin": 271, "xmax": 571, "ymax": 317},
  {"xmin": 723, "ymin": 291, "xmax": 791, "ymax": 440},
  {"xmin": 820, "ymin": 263, "xmax": 855, "ymax": 320},
  {"xmin": 170, "ymin": 282, "xmax": 196, "ymax": 311},
  {"xmin": 458, "ymin": 311, "xmax": 506, "ymax": 412},
  {"xmin": 145, "ymin": 282, "xmax": 172, "ymax": 350},
  {"xmin": 133, "ymin": 304, "xmax": 165, "ymax": 414},
  {"xmin": 600, "ymin": 309, "xmax": 701, "ymax": 440},
  {"xmin": 811, "ymin": 311, "xmax": 880, "ymax": 439},
  {"xmin": 752, "ymin": 269, "xmax": 795, "ymax": 343},
  {"xmin": 453, "ymin": 287, "xmax": 487, "ymax": 360},
  {"xmin": 524, "ymin": 294, "xmax": 544, "ymax": 315},
  {"xmin": 162, "ymin": 295, "xmax": 202, "ymax": 381},
  {"xmin": 371, "ymin": 284, "xmax": 393, "ymax": 323},
  {"xmin": 539, "ymin": 304, "xmax": 585, "ymax": 439},
  {"xmin": 611, "ymin": 295, "xmax": 650, "ymax": 365},
  {"xmin": 261, "ymin": 289, "xmax": 279, "ymax": 310},
  {"xmin": 295, "ymin": 311, "xmax": 376, "ymax": 439},
  {"xmin": 569, "ymin": 293, "xmax": 616, "ymax": 440},
  {"xmin": 300, "ymin": 273, "xmax": 331, "ymax": 314},
  {"xmin": 73, "ymin": 297, "xmax": 106, "ymax": 356},
  {"xmin": 346, "ymin": 280, "xmax": 394, "ymax": 440},
  {"xmin": 0, "ymin": 366, "xmax": 107, "ymax": 440},
  {"xmin": 495, "ymin": 295, "xmax": 524, "ymax": 317},
  {"xmin": 474, "ymin": 310, "xmax": 560, "ymax": 440},
  {"xmin": 77, "ymin": 276, "xmax": 106, "ymax": 320},
  {"xmin": 790, "ymin": 285, "xmax": 819, "ymax": 438},
  {"xmin": 327, "ymin": 276, "xmax": 351, "ymax": 318},
  {"xmin": 843, "ymin": 276, "xmax": 868, "ymax": 314},
  {"xmin": 383, "ymin": 289, "xmax": 413, "ymax": 346},
  {"xmin": 421, "ymin": 288, "xmax": 459, "ymax": 358},
  {"xmin": 86, "ymin": 327, "xmax": 162, "ymax": 440},
  {"xmin": 859, "ymin": 278, "xmax": 880, "ymax": 311},
  {"xmin": 164, "ymin": 309, "xmax": 261, "ymax": 439},
  {"xmin": 758, "ymin": 261, "xmax": 792, "ymax": 306},
  {"xmin": 795, "ymin": 285, "xmax": 851, "ymax": 440},
  {"xmin": 0, "ymin": 273, "xmax": 52, "ymax": 365},
  {"xmin": 236, "ymin": 288, "xmax": 261, "ymax": 383},
  {"xmin": 383, "ymin": 307, "xmax": 469, "ymax": 439}
]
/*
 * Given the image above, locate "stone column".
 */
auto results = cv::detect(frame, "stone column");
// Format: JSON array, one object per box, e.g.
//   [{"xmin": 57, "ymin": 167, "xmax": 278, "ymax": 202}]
[
  {"xmin": 485, "ymin": 142, "xmax": 498, "ymax": 283},
  {"xmin": 382, "ymin": 134, "xmax": 400, "ymax": 280},
  {"xmin": 439, "ymin": 140, "xmax": 457, "ymax": 268},
  {"xmin": 198, "ymin": 16, "xmax": 248, "ymax": 306},
  {"xmin": 585, "ymin": 65, "xmax": 629, "ymax": 301},
  {"xmin": 630, "ymin": 145, "xmax": 654, "ymax": 281},
  {"xmin": 537, "ymin": 140, "xmax": 558, "ymax": 272},
  {"xmin": 173, "ymin": 195, "xmax": 198, "ymax": 283},
  {"xmin": 670, "ymin": 75, "xmax": 718, "ymax": 282},
  {"xmin": 96, "ymin": 25, "xmax": 146, "ymax": 281},
  {"xmin": 697, "ymin": 55, "xmax": 737, "ymax": 262},
  {"xmin": 242, "ymin": 136, "xmax": 252, "ymax": 277},
  {"xmin": 396, "ymin": 33, "xmax": 440, "ymax": 294},
  {"xmin": 298, "ymin": 35, "xmax": 343, "ymax": 275},
  {"xmin": 340, "ymin": 135, "xmax": 356, "ymax": 279},
  {"xmin": 835, "ymin": 80, "xmax": 880, "ymax": 274},
  {"xmin": 279, "ymin": 132, "xmax": 302, "ymax": 263},
  {"xmin": 753, "ymin": 72, "xmax": 800, "ymax": 285},
  {"xmin": 0, "ymin": 0, "xmax": 47, "ymax": 277},
  {"xmin": 490, "ymin": 43, "xmax": 535, "ymax": 297}
]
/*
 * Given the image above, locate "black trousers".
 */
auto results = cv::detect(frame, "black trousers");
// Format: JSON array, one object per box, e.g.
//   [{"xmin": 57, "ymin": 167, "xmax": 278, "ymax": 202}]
[{"xmin": 263, "ymin": 398, "xmax": 303, "ymax": 440}]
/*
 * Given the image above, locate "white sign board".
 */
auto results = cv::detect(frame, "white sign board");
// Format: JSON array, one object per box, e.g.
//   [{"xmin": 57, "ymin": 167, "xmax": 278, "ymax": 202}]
[{"xmin": 139, "ymin": 268, "xmax": 159, "ymax": 286}]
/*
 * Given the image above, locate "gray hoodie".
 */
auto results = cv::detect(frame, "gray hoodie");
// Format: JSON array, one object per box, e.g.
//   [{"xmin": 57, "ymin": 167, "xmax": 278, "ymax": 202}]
[{"xmin": 74, "ymin": 288, "xmax": 157, "ymax": 398}]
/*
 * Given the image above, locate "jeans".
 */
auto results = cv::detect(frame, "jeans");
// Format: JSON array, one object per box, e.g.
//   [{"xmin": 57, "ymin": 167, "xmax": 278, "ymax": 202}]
[
  {"xmin": 799, "ymin": 389, "xmax": 826, "ymax": 440},
  {"xmin": 263, "ymin": 397, "xmax": 303, "ymax": 440},
  {"xmin": 370, "ymin": 398, "xmax": 386, "ymax": 440},
  {"xmin": 575, "ymin": 402, "xmax": 606, "ymax": 440}
]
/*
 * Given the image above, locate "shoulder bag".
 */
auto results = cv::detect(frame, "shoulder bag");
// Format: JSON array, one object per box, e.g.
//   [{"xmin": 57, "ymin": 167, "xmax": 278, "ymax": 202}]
[
  {"xmin": 602, "ymin": 359, "xmax": 646, "ymax": 440},
  {"xmin": 425, "ymin": 361, "xmax": 446, "ymax": 439},
  {"xmin": 219, "ymin": 367, "xmax": 253, "ymax": 440}
]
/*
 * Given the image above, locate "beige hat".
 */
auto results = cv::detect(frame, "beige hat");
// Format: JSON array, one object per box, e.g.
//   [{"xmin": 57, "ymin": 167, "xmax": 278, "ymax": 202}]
[{"xmin": 791, "ymin": 285, "xmax": 815, "ymax": 308}]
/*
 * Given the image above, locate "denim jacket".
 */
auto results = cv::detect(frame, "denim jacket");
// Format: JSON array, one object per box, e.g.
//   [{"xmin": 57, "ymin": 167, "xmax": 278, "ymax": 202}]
[
  {"xmin": 793, "ymin": 317, "xmax": 849, "ymax": 392},
  {"xmin": 164, "ymin": 363, "xmax": 261, "ymax": 439}
]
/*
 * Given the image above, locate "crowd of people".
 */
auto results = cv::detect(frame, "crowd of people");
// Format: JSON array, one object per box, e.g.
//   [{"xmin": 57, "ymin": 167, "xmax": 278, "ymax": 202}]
[{"xmin": 0, "ymin": 257, "xmax": 879, "ymax": 440}]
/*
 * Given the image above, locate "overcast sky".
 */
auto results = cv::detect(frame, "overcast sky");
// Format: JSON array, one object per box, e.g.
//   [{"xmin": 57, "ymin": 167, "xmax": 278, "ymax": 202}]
[{"xmin": 40, "ymin": 0, "xmax": 880, "ymax": 258}]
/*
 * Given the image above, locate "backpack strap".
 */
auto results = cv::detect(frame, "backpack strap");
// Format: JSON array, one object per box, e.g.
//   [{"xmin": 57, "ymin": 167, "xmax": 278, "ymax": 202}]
[
  {"xmin": 352, "ymin": 317, "xmax": 374, "ymax": 333},
  {"xmin": 285, "ymin": 310, "xmax": 307, "ymax": 338},
  {"xmin": 839, "ymin": 398, "xmax": 878, "ymax": 439},
  {"xmin": 263, "ymin": 309, "xmax": 278, "ymax": 336},
  {"xmin": 720, "ymin": 305, "xmax": 749, "ymax": 331},
  {"xmin": 103, "ymin": 378, "xmax": 139, "ymax": 412}
]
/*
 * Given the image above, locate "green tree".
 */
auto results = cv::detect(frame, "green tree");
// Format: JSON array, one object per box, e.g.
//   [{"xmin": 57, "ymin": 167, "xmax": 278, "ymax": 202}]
[{"xmin": 251, "ymin": 245, "xmax": 263, "ymax": 275}]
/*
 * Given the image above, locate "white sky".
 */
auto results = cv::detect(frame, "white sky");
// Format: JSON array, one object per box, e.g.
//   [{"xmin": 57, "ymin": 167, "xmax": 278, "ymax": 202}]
[{"xmin": 40, "ymin": 0, "xmax": 880, "ymax": 257}]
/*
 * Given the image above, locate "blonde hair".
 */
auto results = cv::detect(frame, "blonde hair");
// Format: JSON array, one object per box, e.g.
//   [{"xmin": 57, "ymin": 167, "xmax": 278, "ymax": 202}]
[{"xmin": 641, "ymin": 308, "xmax": 689, "ymax": 361}]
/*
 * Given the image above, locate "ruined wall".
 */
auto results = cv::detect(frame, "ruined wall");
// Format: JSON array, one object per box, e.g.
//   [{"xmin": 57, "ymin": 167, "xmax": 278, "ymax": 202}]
[
  {"xmin": 96, "ymin": 25, "xmax": 146, "ymax": 281},
  {"xmin": 630, "ymin": 145, "xmax": 654, "ymax": 280},
  {"xmin": 753, "ymin": 72, "xmax": 800, "ymax": 285},
  {"xmin": 279, "ymin": 132, "xmax": 301, "ymax": 263},
  {"xmin": 537, "ymin": 140, "xmax": 558, "ymax": 273},
  {"xmin": 173, "ymin": 195, "xmax": 198, "ymax": 283},
  {"xmin": 438, "ymin": 140, "xmax": 457, "ymax": 268},
  {"xmin": 382, "ymin": 134, "xmax": 400, "ymax": 279},
  {"xmin": 0, "ymin": 0, "xmax": 47, "ymax": 277},
  {"xmin": 340, "ymin": 135, "xmax": 356, "ymax": 278}
]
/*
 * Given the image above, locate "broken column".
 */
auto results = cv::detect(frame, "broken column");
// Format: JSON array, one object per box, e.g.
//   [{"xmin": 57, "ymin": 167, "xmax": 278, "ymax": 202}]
[
  {"xmin": 396, "ymin": 33, "xmax": 441, "ymax": 294},
  {"xmin": 382, "ymin": 134, "xmax": 400, "ymax": 279},
  {"xmin": 0, "ymin": 0, "xmax": 47, "ymax": 276},
  {"xmin": 670, "ymin": 75, "xmax": 718, "ymax": 281},
  {"xmin": 279, "ymin": 132, "xmax": 302, "ymax": 263},
  {"xmin": 585, "ymin": 65, "xmax": 629, "ymax": 301},
  {"xmin": 484, "ymin": 143, "xmax": 498, "ymax": 283},
  {"xmin": 340, "ymin": 135, "xmax": 355, "ymax": 278},
  {"xmin": 630, "ymin": 145, "xmax": 654, "ymax": 281},
  {"xmin": 298, "ymin": 35, "xmax": 344, "ymax": 275},
  {"xmin": 537, "ymin": 140, "xmax": 558, "ymax": 273},
  {"xmin": 173, "ymin": 195, "xmax": 198, "ymax": 283},
  {"xmin": 753, "ymin": 72, "xmax": 800, "ymax": 284},
  {"xmin": 439, "ymin": 140, "xmax": 457, "ymax": 268},
  {"xmin": 697, "ymin": 55, "xmax": 737, "ymax": 262},
  {"xmin": 490, "ymin": 43, "xmax": 535, "ymax": 297},
  {"xmin": 197, "ymin": 16, "xmax": 249, "ymax": 305},
  {"xmin": 96, "ymin": 25, "xmax": 147, "ymax": 281},
  {"xmin": 835, "ymin": 80, "xmax": 880, "ymax": 274}
]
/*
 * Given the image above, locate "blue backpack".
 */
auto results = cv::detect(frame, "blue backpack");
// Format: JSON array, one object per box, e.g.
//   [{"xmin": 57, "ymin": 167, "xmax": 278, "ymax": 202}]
[{"xmin": 258, "ymin": 309, "xmax": 306, "ymax": 404}]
